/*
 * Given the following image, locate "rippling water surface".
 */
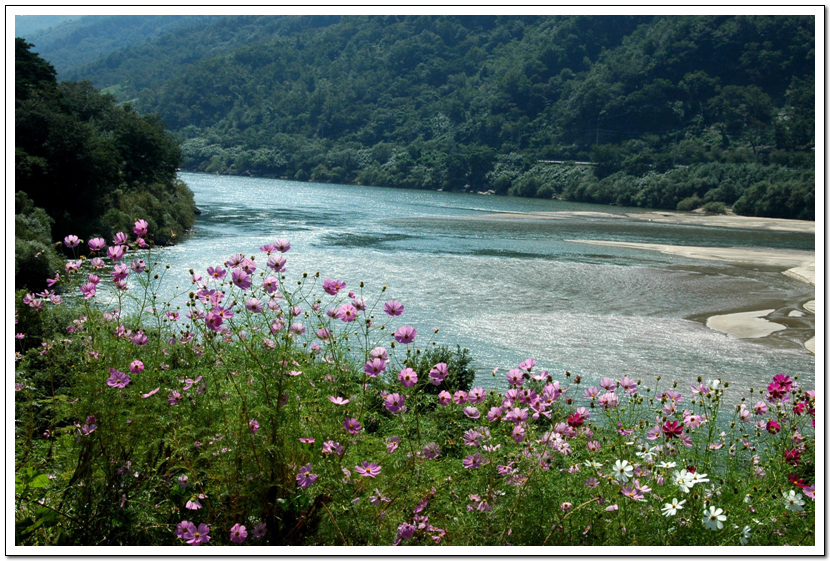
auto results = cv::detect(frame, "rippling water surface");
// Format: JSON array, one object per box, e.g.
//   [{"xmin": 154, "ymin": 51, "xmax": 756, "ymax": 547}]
[{"xmin": 155, "ymin": 173, "xmax": 815, "ymax": 392}]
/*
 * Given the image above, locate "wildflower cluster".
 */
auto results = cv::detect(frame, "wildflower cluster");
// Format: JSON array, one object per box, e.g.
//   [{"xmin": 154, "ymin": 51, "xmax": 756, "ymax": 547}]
[{"xmin": 13, "ymin": 223, "xmax": 816, "ymax": 547}]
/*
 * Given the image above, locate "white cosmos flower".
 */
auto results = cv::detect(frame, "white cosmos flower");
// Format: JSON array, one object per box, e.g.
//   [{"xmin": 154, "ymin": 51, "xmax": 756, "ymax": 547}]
[
  {"xmin": 661, "ymin": 498, "xmax": 686, "ymax": 517},
  {"xmin": 657, "ymin": 461, "xmax": 677, "ymax": 469},
  {"xmin": 613, "ymin": 459, "xmax": 634, "ymax": 483},
  {"xmin": 783, "ymin": 490, "xmax": 805, "ymax": 511},
  {"xmin": 584, "ymin": 460, "xmax": 603, "ymax": 469},
  {"xmin": 702, "ymin": 506, "xmax": 726, "ymax": 530},
  {"xmin": 739, "ymin": 525, "xmax": 751, "ymax": 545},
  {"xmin": 672, "ymin": 469, "xmax": 694, "ymax": 493}
]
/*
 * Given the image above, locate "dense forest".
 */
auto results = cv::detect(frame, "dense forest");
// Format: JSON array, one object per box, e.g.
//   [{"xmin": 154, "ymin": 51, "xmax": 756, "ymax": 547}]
[
  {"xmin": 14, "ymin": 38, "xmax": 195, "ymax": 290},
  {"xmin": 20, "ymin": 15, "xmax": 815, "ymax": 220}
]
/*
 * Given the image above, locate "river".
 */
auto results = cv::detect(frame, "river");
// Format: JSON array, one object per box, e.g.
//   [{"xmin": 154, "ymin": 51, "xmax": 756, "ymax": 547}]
[{"xmin": 152, "ymin": 172, "xmax": 815, "ymax": 392}]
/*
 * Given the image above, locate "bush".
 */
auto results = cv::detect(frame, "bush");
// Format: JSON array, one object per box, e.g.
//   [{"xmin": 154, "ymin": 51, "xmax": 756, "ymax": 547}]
[
  {"xmin": 702, "ymin": 201, "xmax": 727, "ymax": 214},
  {"xmin": 676, "ymin": 195, "xmax": 703, "ymax": 211}
]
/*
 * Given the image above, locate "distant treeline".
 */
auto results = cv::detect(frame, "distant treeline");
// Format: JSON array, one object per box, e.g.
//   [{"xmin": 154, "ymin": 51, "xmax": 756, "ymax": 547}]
[
  {"xmin": 14, "ymin": 38, "xmax": 194, "ymax": 290},
  {"xmin": 24, "ymin": 15, "xmax": 815, "ymax": 220}
]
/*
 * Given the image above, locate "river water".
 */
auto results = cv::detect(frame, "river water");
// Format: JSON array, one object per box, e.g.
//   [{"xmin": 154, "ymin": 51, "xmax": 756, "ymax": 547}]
[{"xmin": 153, "ymin": 172, "xmax": 815, "ymax": 392}]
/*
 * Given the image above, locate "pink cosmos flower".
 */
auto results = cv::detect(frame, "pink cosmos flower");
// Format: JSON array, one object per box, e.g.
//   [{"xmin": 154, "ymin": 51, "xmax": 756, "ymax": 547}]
[
  {"xmin": 239, "ymin": 258, "xmax": 257, "ymax": 275},
  {"xmin": 398, "ymin": 368, "xmax": 418, "ymax": 387},
  {"xmin": 131, "ymin": 331, "xmax": 148, "ymax": 346},
  {"xmin": 384, "ymin": 300, "xmax": 405, "ymax": 316},
  {"xmin": 80, "ymin": 283, "xmax": 97, "ymax": 299},
  {"xmin": 364, "ymin": 358, "xmax": 386, "ymax": 377},
  {"xmin": 393, "ymin": 325, "xmax": 417, "ymax": 344},
  {"xmin": 453, "ymin": 390, "xmax": 468, "ymax": 404},
  {"xmin": 252, "ymin": 523, "xmax": 267, "ymax": 538},
  {"xmin": 598, "ymin": 392, "xmax": 620, "ymax": 409},
  {"xmin": 422, "ymin": 442, "xmax": 441, "ymax": 459},
  {"xmin": 662, "ymin": 420, "xmax": 685, "ymax": 439},
  {"xmin": 462, "ymin": 453, "xmax": 488, "ymax": 469},
  {"xmin": 112, "ymin": 231, "xmax": 129, "ymax": 245},
  {"xmin": 205, "ymin": 312, "xmax": 224, "ymax": 332},
  {"xmin": 106, "ymin": 368, "xmax": 130, "ymax": 388},
  {"xmin": 299, "ymin": 437, "xmax": 315, "ymax": 444},
  {"xmin": 619, "ymin": 376, "xmax": 638, "ymax": 395},
  {"xmin": 322, "ymin": 440, "xmax": 344, "ymax": 456},
  {"xmin": 273, "ymin": 239, "xmax": 291, "ymax": 252},
  {"xmin": 249, "ymin": 419, "xmax": 260, "ymax": 434},
  {"xmin": 386, "ymin": 436, "xmax": 401, "ymax": 453},
  {"xmin": 88, "ymin": 237, "xmax": 106, "ymax": 252},
  {"xmin": 183, "ymin": 522, "xmax": 211, "ymax": 546},
  {"xmin": 385, "ymin": 393, "xmax": 406, "ymax": 413},
  {"xmin": 231, "ymin": 269, "xmax": 252, "ymax": 290},
  {"xmin": 754, "ymin": 401, "xmax": 769, "ymax": 415},
  {"xmin": 437, "ymin": 391, "xmax": 452, "ymax": 405},
  {"xmin": 267, "ymin": 254, "xmax": 287, "ymax": 272},
  {"xmin": 129, "ymin": 360, "xmax": 144, "ymax": 374},
  {"xmin": 487, "ymin": 406, "xmax": 504, "ymax": 422},
  {"xmin": 322, "ymin": 278, "xmax": 346, "ymax": 296},
  {"xmin": 245, "ymin": 298, "xmax": 263, "ymax": 313},
  {"xmin": 355, "ymin": 461, "xmax": 381, "ymax": 478},
  {"xmin": 338, "ymin": 304, "xmax": 358, "ymax": 322},
  {"xmin": 168, "ymin": 390, "xmax": 183, "ymax": 405},
  {"xmin": 344, "ymin": 417, "xmax": 362, "ymax": 434},
  {"xmin": 64, "ymin": 235, "xmax": 81, "ymax": 248},
  {"xmin": 506, "ymin": 369, "xmax": 524, "ymax": 387},
  {"xmin": 229, "ymin": 523, "xmax": 247, "ymax": 544},
  {"xmin": 296, "ymin": 464, "xmax": 318, "ymax": 488},
  {"xmin": 428, "ymin": 362, "xmax": 449, "ymax": 385},
  {"xmin": 463, "ymin": 406, "xmax": 481, "ymax": 419},
  {"xmin": 142, "ymin": 387, "xmax": 160, "ymax": 398},
  {"xmin": 107, "ymin": 245, "xmax": 126, "ymax": 261},
  {"xmin": 207, "ymin": 265, "xmax": 227, "ymax": 280},
  {"xmin": 329, "ymin": 396, "xmax": 350, "ymax": 405},
  {"xmin": 467, "ymin": 387, "xmax": 486, "ymax": 404},
  {"xmin": 133, "ymin": 219, "xmax": 148, "ymax": 237}
]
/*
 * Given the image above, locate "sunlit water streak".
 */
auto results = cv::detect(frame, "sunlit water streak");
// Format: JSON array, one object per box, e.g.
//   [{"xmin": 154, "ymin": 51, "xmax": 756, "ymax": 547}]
[{"xmin": 147, "ymin": 173, "xmax": 815, "ymax": 395}]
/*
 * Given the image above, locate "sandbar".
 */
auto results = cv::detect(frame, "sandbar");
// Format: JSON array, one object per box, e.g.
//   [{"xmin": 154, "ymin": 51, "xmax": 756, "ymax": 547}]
[
  {"xmin": 568, "ymin": 239, "xmax": 815, "ymax": 350},
  {"xmin": 476, "ymin": 209, "xmax": 815, "ymax": 234},
  {"xmin": 706, "ymin": 309, "xmax": 787, "ymax": 339}
]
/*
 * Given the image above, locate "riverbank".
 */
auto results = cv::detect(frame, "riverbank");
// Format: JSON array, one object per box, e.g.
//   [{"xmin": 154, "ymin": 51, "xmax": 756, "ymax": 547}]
[{"xmin": 568, "ymin": 239, "xmax": 815, "ymax": 353}]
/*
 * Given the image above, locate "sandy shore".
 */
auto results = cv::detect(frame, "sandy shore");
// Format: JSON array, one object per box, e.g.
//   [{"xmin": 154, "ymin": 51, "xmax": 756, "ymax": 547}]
[
  {"xmin": 477, "ymin": 209, "xmax": 816, "ymax": 234},
  {"xmin": 568, "ymin": 239, "xmax": 815, "ymax": 353}
]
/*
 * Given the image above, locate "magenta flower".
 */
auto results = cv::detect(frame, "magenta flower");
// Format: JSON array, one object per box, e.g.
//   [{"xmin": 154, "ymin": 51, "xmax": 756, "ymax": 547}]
[
  {"xmin": 63, "ymin": 235, "xmax": 80, "ymax": 248},
  {"xmin": 344, "ymin": 417, "xmax": 362, "ymax": 434},
  {"xmin": 112, "ymin": 231, "xmax": 129, "ymax": 245},
  {"xmin": 467, "ymin": 387, "xmax": 486, "ymax": 404},
  {"xmin": 296, "ymin": 464, "xmax": 318, "ymax": 488},
  {"xmin": 267, "ymin": 254, "xmax": 287, "ymax": 272},
  {"xmin": 386, "ymin": 436, "xmax": 401, "ymax": 454},
  {"xmin": 338, "ymin": 304, "xmax": 358, "ymax": 322},
  {"xmin": 131, "ymin": 331, "xmax": 148, "ymax": 346},
  {"xmin": 322, "ymin": 440, "xmax": 344, "ymax": 456},
  {"xmin": 249, "ymin": 419, "xmax": 260, "ymax": 434},
  {"xmin": 231, "ymin": 269, "xmax": 252, "ymax": 290},
  {"xmin": 422, "ymin": 442, "xmax": 441, "ymax": 459},
  {"xmin": 175, "ymin": 520, "xmax": 192, "ymax": 539},
  {"xmin": 183, "ymin": 522, "xmax": 211, "ymax": 546},
  {"xmin": 142, "ymin": 387, "xmax": 160, "ymax": 398},
  {"xmin": 168, "ymin": 390, "xmax": 183, "ymax": 405},
  {"xmin": 205, "ymin": 312, "xmax": 224, "ymax": 332},
  {"xmin": 437, "ymin": 391, "xmax": 452, "ymax": 405},
  {"xmin": 299, "ymin": 437, "xmax": 315, "ymax": 444},
  {"xmin": 393, "ymin": 325, "xmax": 417, "ymax": 344},
  {"xmin": 88, "ymin": 237, "xmax": 106, "ymax": 252},
  {"xmin": 662, "ymin": 420, "xmax": 685, "ymax": 439},
  {"xmin": 207, "ymin": 265, "xmax": 227, "ymax": 279},
  {"xmin": 384, "ymin": 393, "xmax": 406, "ymax": 413},
  {"xmin": 252, "ymin": 523, "xmax": 267, "ymax": 539},
  {"xmin": 766, "ymin": 419, "xmax": 782, "ymax": 434},
  {"xmin": 487, "ymin": 406, "xmax": 504, "ymax": 422},
  {"xmin": 355, "ymin": 461, "xmax": 381, "ymax": 478},
  {"xmin": 462, "ymin": 453, "xmax": 488, "ymax": 469},
  {"xmin": 229, "ymin": 523, "xmax": 247, "ymax": 544},
  {"xmin": 80, "ymin": 283, "xmax": 97, "ymax": 299},
  {"xmin": 364, "ymin": 358, "xmax": 387, "ymax": 377},
  {"xmin": 129, "ymin": 360, "xmax": 144, "ymax": 374},
  {"xmin": 322, "ymin": 278, "xmax": 346, "ymax": 296},
  {"xmin": 453, "ymin": 390, "xmax": 468, "ymax": 404},
  {"xmin": 398, "ymin": 368, "xmax": 418, "ymax": 387},
  {"xmin": 384, "ymin": 300, "xmax": 405, "ymax": 316},
  {"xmin": 133, "ymin": 219, "xmax": 148, "ymax": 237},
  {"xmin": 463, "ymin": 406, "xmax": 481, "ymax": 419},
  {"xmin": 239, "ymin": 258, "xmax": 257, "ymax": 274},
  {"xmin": 428, "ymin": 362, "xmax": 449, "ymax": 385},
  {"xmin": 329, "ymin": 396, "xmax": 350, "ymax": 405},
  {"xmin": 106, "ymin": 368, "xmax": 130, "ymax": 388},
  {"xmin": 107, "ymin": 245, "xmax": 126, "ymax": 261}
]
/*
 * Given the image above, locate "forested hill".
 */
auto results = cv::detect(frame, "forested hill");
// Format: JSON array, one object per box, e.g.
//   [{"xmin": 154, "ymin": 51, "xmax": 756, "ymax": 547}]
[{"xmin": 26, "ymin": 15, "xmax": 815, "ymax": 219}]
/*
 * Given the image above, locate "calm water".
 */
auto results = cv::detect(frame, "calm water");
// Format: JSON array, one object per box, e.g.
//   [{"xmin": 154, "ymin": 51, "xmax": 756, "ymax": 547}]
[{"xmin": 154, "ymin": 172, "xmax": 815, "ymax": 392}]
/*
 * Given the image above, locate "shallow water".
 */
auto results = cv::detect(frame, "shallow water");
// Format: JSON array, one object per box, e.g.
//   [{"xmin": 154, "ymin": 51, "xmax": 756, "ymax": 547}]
[{"xmin": 152, "ymin": 173, "xmax": 815, "ymax": 393}]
